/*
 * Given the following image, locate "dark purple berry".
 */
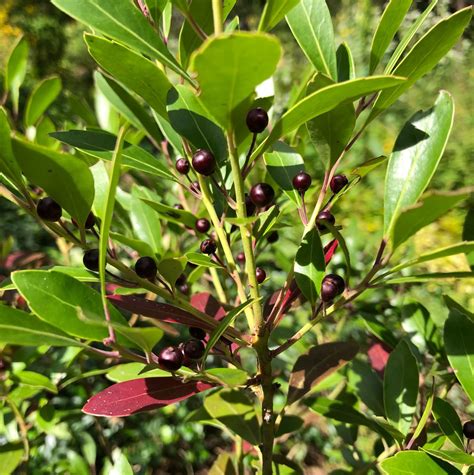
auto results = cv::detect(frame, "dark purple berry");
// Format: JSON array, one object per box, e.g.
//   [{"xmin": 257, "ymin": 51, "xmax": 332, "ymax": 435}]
[
  {"xmin": 245, "ymin": 193, "xmax": 256, "ymax": 216},
  {"xmin": 195, "ymin": 218, "xmax": 211, "ymax": 233},
  {"xmin": 158, "ymin": 346, "xmax": 183, "ymax": 371},
  {"xmin": 175, "ymin": 274, "xmax": 187, "ymax": 286},
  {"xmin": 73, "ymin": 212, "xmax": 96, "ymax": 229},
  {"xmin": 174, "ymin": 204, "xmax": 184, "ymax": 210},
  {"xmin": 200, "ymin": 238, "xmax": 217, "ymax": 255},
  {"xmin": 256, "ymin": 267, "xmax": 266, "ymax": 284},
  {"xmin": 83, "ymin": 249, "xmax": 100, "ymax": 271},
  {"xmin": 183, "ymin": 339, "xmax": 205, "ymax": 359},
  {"xmin": 189, "ymin": 327, "xmax": 206, "ymax": 340},
  {"xmin": 250, "ymin": 183, "xmax": 275, "ymax": 208},
  {"xmin": 463, "ymin": 420, "xmax": 474, "ymax": 439},
  {"xmin": 191, "ymin": 181, "xmax": 201, "ymax": 193},
  {"xmin": 177, "ymin": 283, "xmax": 190, "ymax": 295},
  {"xmin": 316, "ymin": 210, "xmax": 335, "ymax": 231},
  {"xmin": 236, "ymin": 252, "xmax": 245, "ymax": 264},
  {"xmin": 192, "ymin": 149, "xmax": 216, "ymax": 176},
  {"xmin": 321, "ymin": 274, "xmax": 345, "ymax": 302},
  {"xmin": 134, "ymin": 256, "xmax": 157, "ymax": 279},
  {"xmin": 37, "ymin": 197, "xmax": 62, "ymax": 222},
  {"xmin": 176, "ymin": 158, "xmax": 190, "ymax": 175},
  {"xmin": 330, "ymin": 174, "xmax": 348, "ymax": 194},
  {"xmin": 246, "ymin": 108, "xmax": 269, "ymax": 134},
  {"xmin": 266, "ymin": 231, "xmax": 279, "ymax": 243},
  {"xmin": 292, "ymin": 172, "xmax": 312, "ymax": 192}
]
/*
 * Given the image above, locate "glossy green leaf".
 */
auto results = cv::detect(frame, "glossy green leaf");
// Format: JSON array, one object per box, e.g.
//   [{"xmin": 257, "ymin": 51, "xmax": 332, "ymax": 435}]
[
  {"xmin": 190, "ymin": 32, "xmax": 281, "ymax": 129},
  {"xmin": 85, "ymin": 34, "xmax": 171, "ymax": 119},
  {"xmin": 370, "ymin": 7, "xmax": 471, "ymax": 118},
  {"xmin": 444, "ymin": 306, "xmax": 474, "ymax": 403},
  {"xmin": 185, "ymin": 252, "xmax": 222, "ymax": 269},
  {"xmin": 205, "ymin": 368, "xmax": 248, "ymax": 388},
  {"xmin": 369, "ymin": 0, "xmax": 412, "ymax": 73},
  {"xmin": 13, "ymin": 371, "xmax": 57, "ymax": 394},
  {"xmin": 336, "ymin": 42, "xmax": 355, "ymax": 82},
  {"xmin": 286, "ymin": 0, "xmax": 337, "ymax": 79},
  {"xmin": 411, "ymin": 389, "xmax": 434, "ymax": 443},
  {"xmin": 51, "ymin": 129, "xmax": 119, "ymax": 151},
  {"xmin": 24, "ymin": 76, "xmax": 62, "ymax": 127},
  {"xmin": 422, "ymin": 449, "xmax": 474, "ymax": 466},
  {"xmin": 204, "ymin": 389, "xmax": 260, "ymax": 444},
  {"xmin": 0, "ymin": 305, "xmax": 82, "ymax": 347},
  {"xmin": 51, "ymin": 0, "xmax": 190, "ymax": 82},
  {"xmin": 12, "ymin": 138, "xmax": 94, "ymax": 226},
  {"xmin": 0, "ymin": 443, "xmax": 24, "ymax": 475},
  {"xmin": 401, "ymin": 302, "xmax": 437, "ymax": 352},
  {"xmin": 115, "ymin": 326, "xmax": 163, "ymax": 353},
  {"xmin": 110, "ymin": 233, "xmax": 154, "ymax": 257},
  {"xmin": 142, "ymin": 200, "xmax": 197, "ymax": 228},
  {"xmin": 383, "ymin": 340, "xmax": 418, "ymax": 435},
  {"xmin": 167, "ymin": 86, "xmax": 227, "ymax": 161},
  {"xmin": 351, "ymin": 155, "xmax": 387, "ymax": 178},
  {"xmin": 0, "ymin": 108, "xmax": 23, "ymax": 185},
  {"xmin": 294, "ymin": 228, "xmax": 326, "ymax": 306},
  {"xmin": 11, "ymin": 270, "xmax": 127, "ymax": 341},
  {"xmin": 157, "ymin": 257, "xmax": 187, "ymax": 288},
  {"xmin": 264, "ymin": 142, "xmax": 304, "ymax": 206},
  {"xmin": 432, "ymin": 397, "xmax": 464, "ymax": 450},
  {"xmin": 107, "ymin": 363, "xmax": 168, "ymax": 382},
  {"xmin": 258, "ymin": 0, "xmax": 300, "ymax": 31},
  {"xmin": 4, "ymin": 36, "xmax": 29, "ymax": 115},
  {"xmin": 384, "ymin": 91, "xmax": 455, "ymax": 238},
  {"xmin": 381, "ymin": 451, "xmax": 461, "ymax": 475}
]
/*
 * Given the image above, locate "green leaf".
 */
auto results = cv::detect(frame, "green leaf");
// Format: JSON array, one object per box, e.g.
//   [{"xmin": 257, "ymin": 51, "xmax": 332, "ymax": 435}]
[
  {"xmin": 204, "ymin": 389, "xmax": 260, "ymax": 444},
  {"xmin": 251, "ymin": 75, "xmax": 405, "ymax": 160},
  {"xmin": 276, "ymin": 415, "xmax": 304, "ymax": 437},
  {"xmin": 13, "ymin": 371, "xmax": 57, "ymax": 394},
  {"xmin": 205, "ymin": 368, "xmax": 248, "ymax": 388},
  {"xmin": 0, "ymin": 305, "xmax": 82, "ymax": 347},
  {"xmin": 432, "ymin": 397, "xmax": 464, "ymax": 450},
  {"xmin": 4, "ymin": 36, "xmax": 29, "ymax": 115},
  {"xmin": 411, "ymin": 389, "xmax": 434, "ymax": 444},
  {"xmin": 167, "ymin": 86, "xmax": 227, "ymax": 161},
  {"xmin": 0, "ymin": 443, "xmax": 24, "ymax": 475},
  {"xmin": 158, "ymin": 257, "xmax": 187, "ymax": 287},
  {"xmin": 12, "ymin": 138, "xmax": 94, "ymax": 226},
  {"xmin": 286, "ymin": 0, "xmax": 337, "ymax": 80},
  {"xmin": 24, "ymin": 76, "xmax": 62, "ymax": 127},
  {"xmin": 51, "ymin": 0, "xmax": 191, "ymax": 83},
  {"xmin": 370, "ymin": 7, "xmax": 472, "ymax": 118},
  {"xmin": 444, "ymin": 306, "xmax": 474, "ymax": 403},
  {"xmin": 35, "ymin": 117, "xmax": 58, "ymax": 149},
  {"xmin": 351, "ymin": 155, "xmax": 387, "ymax": 178},
  {"xmin": 369, "ymin": 0, "xmax": 412, "ymax": 74},
  {"xmin": 384, "ymin": 91, "xmax": 455, "ymax": 238},
  {"xmin": 185, "ymin": 252, "xmax": 222, "ymax": 269},
  {"xmin": 294, "ymin": 228, "xmax": 326, "ymax": 306},
  {"xmin": 421, "ymin": 449, "xmax": 474, "ymax": 467},
  {"xmin": 142, "ymin": 200, "xmax": 197, "ymax": 228},
  {"xmin": 258, "ymin": 0, "xmax": 300, "ymax": 31},
  {"xmin": 190, "ymin": 32, "xmax": 281, "ymax": 129},
  {"xmin": 11, "ymin": 270, "xmax": 127, "ymax": 341},
  {"xmin": 0, "ymin": 108, "xmax": 23, "ymax": 186},
  {"xmin": 383, "ymin": 272, "xmax": 474, "ymax": 285},
  {"xmin": 383, "ymin": 340, "xmax": 418, "ymax": 435},
  {"xmin": 114, "ymin": 326, "xmax": 163, "ymax": 353},
  {"xmin": 336, "ymin": 42, "xmax": 355, "ymax": 82},
  {"xmin": 85, "ymin": 34, "xmax": 171, "ymax": 119},
  {"xmin": 208, "ymin": 453, "xmax": 237, "ymax": 475},
  {"xmin": 381, "ymin": 451, "xmax": 462, "ymax": 475},
  {"xmin": 264, "ymin": 141, "xmax": 304, "ymax": 206}
]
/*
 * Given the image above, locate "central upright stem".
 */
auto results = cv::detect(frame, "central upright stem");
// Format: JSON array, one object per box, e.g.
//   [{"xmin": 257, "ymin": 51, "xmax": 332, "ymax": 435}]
[{"xmin": 212, "ymin": 0, "xmax": 223, "ymax": 35}]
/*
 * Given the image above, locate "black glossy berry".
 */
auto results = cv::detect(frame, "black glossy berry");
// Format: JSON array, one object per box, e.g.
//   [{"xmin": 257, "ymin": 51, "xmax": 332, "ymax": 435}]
[
  {"xmin": 246, "ymin": 108, "xmax": 269, "ymax": 134},
  {"xmin": 256, "ymin": 267, "xmax": 266, "ymax": 284},
  {"xmin": 463, "ymin": 420, "xmax": 474, "ymax": 439},
  {"xmin": 200, "ymin": 238, "xmax": 217, "ymax": 255},
  {"xmin": 158, "ymin": 346, "xmax": 183, "ymax": 371},
  {"xmin": 266, "ymin": 231, "xmax": 279, "ymax": 243},
  {"xmin": 292, "ymin": 172, "xmax": 312, "ymax": 193},
  {"xmin": 330, "ymin": 174, "xmax": 348, "ymax": 194},
  {"xmin": 321, "ymin": 274, "xmax": 345, "ymax": 303},
  {"xmin": 37, "ymin": 197, "xmax": 62, "ymax": 222},
  {"xmin": 250, "ymin": 183, "xmax": 275, "ymax": 208},
  {"xmin": 236, "ymin": 252, "xmax": 245, "ymax": 264},
  {"xmin": 245, "ymin": 193, "xmax": 256, "ymax": 216},
  {"xmin": 134, "ymin": 256, "xmax": 157, "ymax": 279},
  {"xmin": 195, "ymin": 218, "xmax": 211, "ymax": 233},
  {"xmin": 192, "ymin": 149, "xmax": 216, "ymax": 176},
  {"xmin": 83, "ymin": 249, "xmax": 100, "ymax": 271},
  {"xmin": 73, "ymin": 211, "xmax": 96, "ymax": 229},
  {"xmin": 175, "ymin": 273, "xmax": 187, "ymax": 286},
  {"xmin": 189, "ymin": 327, "xmax": 206, "ymax": 340},
  {"xmin": 191, "ymin": 181, "xmax": 201, "ymax": 193},
  {"xmin": 176, "ymin": 158, "xmax": 190, "ymax": 175},
  {"xmin": 316, "ymin": 210, "xmax": 335, "ymax": 231},
  {"xmin": 183, "ymin": 339, "xmax": 205, "ymax": 359}
]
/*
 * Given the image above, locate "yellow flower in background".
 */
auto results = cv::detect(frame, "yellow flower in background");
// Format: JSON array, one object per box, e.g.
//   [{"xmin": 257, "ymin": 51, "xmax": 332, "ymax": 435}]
[{"xmin": 0, "ymin": 0, "xmax": 21, "ymax": 64}]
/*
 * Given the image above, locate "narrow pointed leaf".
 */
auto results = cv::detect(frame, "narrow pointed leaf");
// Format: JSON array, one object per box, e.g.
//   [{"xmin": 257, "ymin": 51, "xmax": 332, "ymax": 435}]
[
  {"xmin": 4, "ymin": 36, "xmax": 29, "ymax": 114},
  {"xmin": 0, "ymin": 108, "xmax": 23, "ymax": 185},
  {"xmin": 24, "ymin": 76, "xmax": 62, "ymax": 127},
  {"xmin": 258, "ymin": 0, "xmax": 300, "ymax": 31},
  {"xmin": 432, "ymin": 397, "xmax": 464, "ymax": 450},
  {"xmin": 336, "ymin": 42, "xmax": 355, "ymax": 81},
  {"xmin": 421, "ymin": 449, "xmax": 474, "ymax": 466}
]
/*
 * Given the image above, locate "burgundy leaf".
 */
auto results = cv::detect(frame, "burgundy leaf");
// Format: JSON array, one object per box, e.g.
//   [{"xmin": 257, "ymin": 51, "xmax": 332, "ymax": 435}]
[
  {"xmin": 82, "ymin": 377, "xmax": 213, "ymax": 417},
  {"xmin": 368, "ymin": 340, "xmax": 391, "ymax": 377},
  {"xmin": 287, "ymin": 341, "xmax": 359, "ymax": 404},
  {"xmin": 191, "ymin": 292, "xmax": 226, "ymax": 320},
  {"xmin": 324, "ymin": 239, "xmax": 339, "ymax": 264}
]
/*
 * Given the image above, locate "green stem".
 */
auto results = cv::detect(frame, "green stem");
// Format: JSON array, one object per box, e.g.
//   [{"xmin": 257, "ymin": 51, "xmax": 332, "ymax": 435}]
[
  {"xmin": 209, "ymin": 267, "xmax": 227, "ymax": 303},
  {"xmin": 212, "ymin": 0, "xmax": 223, "ymax": 34}
]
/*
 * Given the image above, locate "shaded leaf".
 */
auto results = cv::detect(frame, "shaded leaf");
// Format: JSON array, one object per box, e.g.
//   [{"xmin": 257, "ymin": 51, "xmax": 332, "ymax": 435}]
[
  {"xmin": 4, "ymin": 36, "xmax": 29, "ymax": 115},
  {"xmin": 24, "ymin": 76, "xmax": 62, "ymax": 127},
  {"xmin": 336, "ymin": 42, "xmax": 355, "ymax": 82},
  {"xmin": 381, "ymin": 451, "xmax": 461, "ymax": 475},
  {"xmin": 258, "ymin": 0, "xmax": 300, "ymax": 31},
  {"xmin": 0, "ymin": 108, "xmax": 23, "ymax": 185},
  {"xmin": 432, "ymin": 397, "xmax": 464, "ymax": 450},
  {"xmin": 0, "ymin": 443, "xmax": 24, "ymax": 475}
]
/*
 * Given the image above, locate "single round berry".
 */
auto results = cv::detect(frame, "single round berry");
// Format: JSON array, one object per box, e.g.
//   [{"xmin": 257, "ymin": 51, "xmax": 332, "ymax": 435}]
[
  {"xmin": 37, "ymin": 197, "xmax": 62, "ymax": 222},
  {"xmin": 330, "ymin": 174, "xmax": 348, "ymax": 194},
  {"xmin": 236, "ymin": 252, "xmax": 245, "ymax": 264},
  {"xmin": 316, "ymin": 210, "xmax": 336, "ymax": 231},
  {"xmin": 83, "ymin": 249, "xmax": 100, "ymax": 271},
  {"xmin": 266, "ymin": 231, "xmax": 279, "ymax": 243},
  {"xmin": 174, "ymin": 203, "xmax": 184, "ymax": 210},
  {"xmin": 200, "ymin": 238, "xmax": 217, "ymax": 255},
  {"xmin": 73, "ymin": 212, "xmax": 96, "ymax": 229},
  {"xmin": 256, "ymin": 267, "xmax": 266, "ymax": 284},
  {"xmin": 246, "ymin": 108, "xmax": 269, "ymax": 134},
  {"xmin": 158, "ymin": 346, "xmax": 183, "ymax": 371},
  {"xmin": 321, "ymin": 274, "xmax": 345, "ymax": 302},
  {"xmin": 292, "ymin": 172, "xmax": 312, "ymax": 193},
  {"xmin": 189, "ymin": 327, "xmax": 206, "ymax": 340},
  {"xmin": 183, "ymin": 339, "xmax": 205, "ymax": 359},
  {"xmin": 191, "ymin": 181, "xmax": 201, "ymax": 193},
  {"xmin": 250, "ymin": 183, "xmax": 275, "ymax": 208},
  {"xmin": 245, "ymin": 193, "xmax": 256, "ymax": 216},
  {"xmin": 192, "ymin": 149, "xmax": 216, "ymax": 176},
  {"xmin": 463, "ymin": 420, "xmax": 474, "ymax": 439},
  {"xmin": 178, "ymin": 283, "xmax": 190, "ymax": 295},
  {"xmin": 175, "ymin": 273, "xmax": 187, "ymax": 286},
  {"xmin": 134, "ymin": 256, "xmax": 157, "ymax": 279},
  {"xmin": 176, "ymin": 158, "xmax": 190, "ymax": 175},
  {"xmin": 195, "ymin": 218, "xmax": 211, "ymax": 233}
]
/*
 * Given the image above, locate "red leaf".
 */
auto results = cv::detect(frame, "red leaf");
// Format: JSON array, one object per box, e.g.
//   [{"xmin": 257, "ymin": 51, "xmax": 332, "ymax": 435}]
[
  {"xmin": 191, "ymin": 292, "xmax": 226, "ymax": 320},
  {"xmin": 82, "ymin": 377, "xmax": 213, "ymax": 417},
  {"xmin": 324, "ymin": 239, "xmax": 339, "ymax": 264},
  {"xmin": 368, "ymin": 340, "xmax": 391, "ymax": 377}
]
